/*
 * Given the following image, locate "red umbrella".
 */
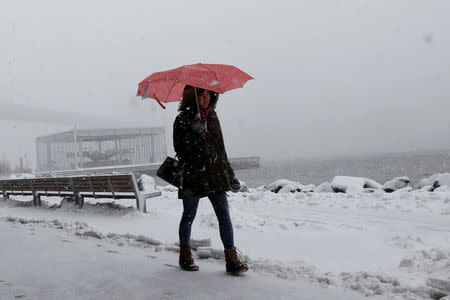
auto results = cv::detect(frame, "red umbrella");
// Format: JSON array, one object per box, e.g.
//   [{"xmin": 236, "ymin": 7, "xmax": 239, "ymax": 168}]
[{"xmin": 137, "ymin": 63, "xmax": 253, "ymax": 109}]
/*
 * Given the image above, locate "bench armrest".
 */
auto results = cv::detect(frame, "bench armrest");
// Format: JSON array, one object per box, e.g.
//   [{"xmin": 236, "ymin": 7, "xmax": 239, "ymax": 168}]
[{"xmin": 140, "ymin": 191, "xmax": 161, "ymax": 199}]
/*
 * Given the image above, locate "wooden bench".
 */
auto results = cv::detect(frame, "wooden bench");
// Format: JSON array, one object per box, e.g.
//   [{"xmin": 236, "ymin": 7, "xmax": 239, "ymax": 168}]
[{"xmin": 0, "ymin": 174, "xmax": 161, "ymax": 213}]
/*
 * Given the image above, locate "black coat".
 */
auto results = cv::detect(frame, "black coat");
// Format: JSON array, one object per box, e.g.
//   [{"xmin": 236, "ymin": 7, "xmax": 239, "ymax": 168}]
[{"xmin": 173, "ymin": 109, "xmax": 235, "ymax": 199}]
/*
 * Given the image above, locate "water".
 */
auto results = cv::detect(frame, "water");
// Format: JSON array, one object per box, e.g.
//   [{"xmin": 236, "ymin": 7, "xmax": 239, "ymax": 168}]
[{"xmin": 235, "ymin": 150, "xmax": 450, "ymax": 188}]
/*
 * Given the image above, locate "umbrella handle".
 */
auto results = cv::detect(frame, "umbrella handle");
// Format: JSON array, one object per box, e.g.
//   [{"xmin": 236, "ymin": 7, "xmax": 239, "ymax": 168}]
[
  {"xmin": 194, "ymin": 87, "xmax": 200, "ymax": 119},
  {"xmin": 156, "ymin": 100, "xmax": 166, "ymax": 109}
]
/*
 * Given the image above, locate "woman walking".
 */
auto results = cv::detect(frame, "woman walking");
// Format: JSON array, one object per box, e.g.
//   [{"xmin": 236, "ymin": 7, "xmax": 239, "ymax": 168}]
[{"xmin": 173, "ymin": 85, "xmax": 248, "ymax": 274}]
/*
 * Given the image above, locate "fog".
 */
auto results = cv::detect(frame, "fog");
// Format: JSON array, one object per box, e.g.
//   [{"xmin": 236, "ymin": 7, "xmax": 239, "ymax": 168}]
[{"xmin": 1, "ymin": 0, "xmax": 449, "ymax": 169}]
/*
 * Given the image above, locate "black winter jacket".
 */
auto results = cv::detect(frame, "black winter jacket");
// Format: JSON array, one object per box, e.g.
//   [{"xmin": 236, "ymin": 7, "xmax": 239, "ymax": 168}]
[{"xmin": 173, "ymin": 109, "xmax": 235, "ymax": 199}]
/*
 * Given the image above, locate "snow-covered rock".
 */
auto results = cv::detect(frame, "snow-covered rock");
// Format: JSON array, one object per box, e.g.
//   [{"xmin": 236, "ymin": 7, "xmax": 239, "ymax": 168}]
[
  {"xmin": 137, "ymin": 174, "xmax": 156, "ymax": 192},
  {"xmin": 417, "ymin": 173, "xmax": 450, "ymax": 191},
  {"xmin": 418, "ymin": 173, "xmax": 450, "ymax": 191},
  {"xmin": 330, "ymin": 176, "xmax": 366, "ymax": 193},
  {"xmin": 363, "ymin": 178, "xmax": 382, "ymax": 189},
  {"xmin": 418, "ymin": 174, "xmax": 441, "ymax": 189},
  {"xmin": 300, "ymin": 184, "xmax": 316, "ymax": 192},
  {"xmin": 382, "ymin": 177, "xmax": 410, "ymax": 192},
  {"xmin": 330, "ymin": 176, "xmax": 383, "ymax": 194},
  {"xmin": 265, "ymin": 179, "xmax": 303, "ymax": 193},
  {"xmin": 432, "ymin": 173, "xmax": 450, "ymax": 190},
  {"xmin": 315, "ymin": 182, "xmax": 334, "ymax": 193}
]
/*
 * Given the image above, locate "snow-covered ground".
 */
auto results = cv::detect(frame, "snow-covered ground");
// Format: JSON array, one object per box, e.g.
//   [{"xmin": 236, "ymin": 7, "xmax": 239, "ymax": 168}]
[{"xmin": 1, "ymin": 176, "xmax": 449, "ymax": 299}]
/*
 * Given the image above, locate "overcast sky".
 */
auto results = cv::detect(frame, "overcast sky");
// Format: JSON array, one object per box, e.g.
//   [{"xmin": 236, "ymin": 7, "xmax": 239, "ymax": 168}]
[{"xmin": 1, "ymin": 0, "xmax": 449, "ymax": 169}]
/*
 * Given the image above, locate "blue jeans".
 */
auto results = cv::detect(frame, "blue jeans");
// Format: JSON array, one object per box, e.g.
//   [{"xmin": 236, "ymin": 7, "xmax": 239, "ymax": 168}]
[{"xmin": 179, "ymin": 192, "xmax": 234, "ymax": 248}]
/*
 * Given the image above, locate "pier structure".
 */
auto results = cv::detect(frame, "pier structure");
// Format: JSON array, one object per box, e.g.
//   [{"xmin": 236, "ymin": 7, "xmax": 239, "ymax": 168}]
[{"xmin": 36, "ymin": 127, "xmax": 166, "ymax": 172}]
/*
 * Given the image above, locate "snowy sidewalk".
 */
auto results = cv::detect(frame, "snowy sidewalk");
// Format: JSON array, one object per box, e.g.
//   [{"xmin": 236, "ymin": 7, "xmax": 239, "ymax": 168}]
[
  {"xmin": 1, "ymin": 185, "xmax": 449, "ymax": 299},
  {"xmin": 0, "ymin": 221, "xmax": 365, "ymax": 300}
]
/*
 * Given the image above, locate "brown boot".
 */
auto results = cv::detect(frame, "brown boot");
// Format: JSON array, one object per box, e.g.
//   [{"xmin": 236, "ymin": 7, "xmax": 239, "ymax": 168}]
[
  {"xmin": 179, "ymin": 246, "xmax": 199, "ymax": 271},
  {"xmin": 224, "ymin": 247, "xmax": 248, "ymax": 275}
]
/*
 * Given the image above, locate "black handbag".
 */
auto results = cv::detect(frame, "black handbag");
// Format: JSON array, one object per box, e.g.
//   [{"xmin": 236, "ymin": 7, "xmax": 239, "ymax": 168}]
[{"xmin": 156, "ymin": 156, "xmax": 183, "ymax": 188}]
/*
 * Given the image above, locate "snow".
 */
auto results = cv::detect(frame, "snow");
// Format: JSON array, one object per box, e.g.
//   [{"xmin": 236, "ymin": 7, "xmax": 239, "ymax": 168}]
[
  {"xmin": 435, "ymin": 173, "xmax": 450, "ymax": 188},
  {"xmin": 329, "ymin": 176, "xmax": 383, "ymax": 194},
  {"xmin": 7, "ymin": 173, "xmax": 35, "ymax": 179},
  {"xmin": 1, "ymin": 221, "xmax": 367, "ymax": 300},
  {"xmin": 1, "ymin": 173, "xmax": 450, "ymax": 299},
  {"xmin": 331, "ymin": 176, "xmax": 366, "ymax": 193},
  {"xmin": 263, "ymin": 179, "xmax": 302, "ymax": 193},
  {"xmin": 382, "ymin": 177, "xmax": 411, "ymax": 192},
  {"xmin": 137, "ymin": 174, "xmax": 156, "ymax": 192}
]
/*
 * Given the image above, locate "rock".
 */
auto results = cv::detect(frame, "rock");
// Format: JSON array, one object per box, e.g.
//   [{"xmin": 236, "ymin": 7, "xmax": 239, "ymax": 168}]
[
  {"xmin": 363, "ymin": 178, "xmax": 382, "ymax": 189},
  {"xmin": 382, "ymin": 177, "xmax": 410, "ymax": 193},
  {"xmin": 265, "ymin": 179, "xmax": 303, "ymax": 193},
  {"xmin": 418, "ymin": 174, "xmax": 440, "ymax": 189},
  {"xmin": 315, "ymin": 182, "xmax": 334, "ymax": 193},
  {"xmin": 418, "ymin": 173, "xmax": 450, "ymax": 191},
  {"xmin": 331, "ymin": 176, "xmax": 365, "ymax": 194},
  {"xmin": 432, "ymin": 173, "xmax": 450, "ymax": 190}
]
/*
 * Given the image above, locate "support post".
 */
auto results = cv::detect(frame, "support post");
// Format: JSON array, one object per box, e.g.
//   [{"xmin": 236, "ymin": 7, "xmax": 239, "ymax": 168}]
[
  {"xmin": 70, "ymin": 178, "xmax": 80, "ymax": 206},
  {"xmin": 130, "ymin": 173, "xmax": 144, "ymax": 212},
  {"xmin": 78, "ymin": 195, "xmax": 84, "ymax": 209}
]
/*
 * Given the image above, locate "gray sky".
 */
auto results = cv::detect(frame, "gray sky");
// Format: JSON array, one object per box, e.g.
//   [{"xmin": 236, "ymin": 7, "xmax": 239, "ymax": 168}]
[{"xmin": 1, "ymin": 0, "xmax": 449, "ymax": 169}]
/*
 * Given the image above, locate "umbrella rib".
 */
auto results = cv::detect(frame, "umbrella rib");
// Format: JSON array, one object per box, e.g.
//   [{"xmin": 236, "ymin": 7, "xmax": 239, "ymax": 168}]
[
  {"xmin": 164, "ymin": 67, "xmax": 183, "ymax": 102},
  {"xmin": 200, "ymin": 63, "xmax": 223, "ymax": 93}
]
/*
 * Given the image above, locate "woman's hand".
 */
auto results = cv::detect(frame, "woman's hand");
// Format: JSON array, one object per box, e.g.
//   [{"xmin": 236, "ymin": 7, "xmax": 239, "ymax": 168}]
[{"xmin": 230, "ymin": 176, "xmax": 241, "ymax": 192}]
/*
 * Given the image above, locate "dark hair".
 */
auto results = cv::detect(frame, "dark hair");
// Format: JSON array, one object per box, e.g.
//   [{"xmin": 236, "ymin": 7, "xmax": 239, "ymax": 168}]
[{"xmin": 178, "ymin": 85, "xmax": 219, "ymax": 112}]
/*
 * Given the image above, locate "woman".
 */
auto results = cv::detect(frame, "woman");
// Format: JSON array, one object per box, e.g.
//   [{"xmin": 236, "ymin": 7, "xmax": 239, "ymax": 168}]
[{"xmin": 173, "ymin": 85, "xmax": 248, "ymax": 274}]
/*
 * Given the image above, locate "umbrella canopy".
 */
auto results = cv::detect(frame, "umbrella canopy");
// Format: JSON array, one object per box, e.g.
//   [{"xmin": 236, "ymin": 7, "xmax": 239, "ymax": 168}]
[{"xmin": 137, "ymin": 63, "xmax": 253, "ymax": 108}]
